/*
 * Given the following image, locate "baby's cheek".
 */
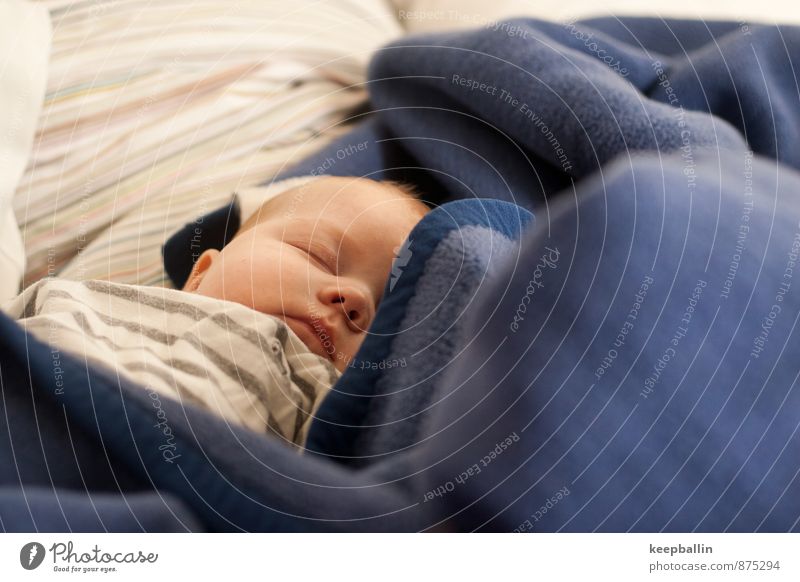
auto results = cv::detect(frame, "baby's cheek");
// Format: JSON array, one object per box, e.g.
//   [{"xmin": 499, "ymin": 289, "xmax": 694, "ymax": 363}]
[
  {"xmin": 347, "ymin": 335, "xmax": 367, "ymax": 361},
  {"xmin": 195, "ymin": 265, "xmax": 226, "ymax": 299}
]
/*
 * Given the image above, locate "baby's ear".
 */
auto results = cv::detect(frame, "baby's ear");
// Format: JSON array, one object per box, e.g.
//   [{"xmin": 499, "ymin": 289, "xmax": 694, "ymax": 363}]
[{"xmin": 183, "ymin": 249, "xmax": 220, "ymax": 292}]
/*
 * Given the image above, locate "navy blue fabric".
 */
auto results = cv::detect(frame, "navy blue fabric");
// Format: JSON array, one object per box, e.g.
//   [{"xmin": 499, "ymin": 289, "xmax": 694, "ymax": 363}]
[
  {"xmin": 6, "ymin": 16, "xmax": 800, "ymax": 531},
  {"xmin": 352, "ymin": 207, "xmax": 531, "ymax": 463},
  {"xmin": 413, "ymin": 147, "xmax": 800, "ymax": 532},
  {"xmin": 0, "ymin": 489, "xmax": 204, "ymax": 532},
  {"xmin": 278, "ymin": 18, "xmax": 791, "ymax": 206}
]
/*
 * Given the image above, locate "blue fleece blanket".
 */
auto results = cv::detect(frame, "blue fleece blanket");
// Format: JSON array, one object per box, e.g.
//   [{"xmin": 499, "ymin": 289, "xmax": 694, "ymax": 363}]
[{"xmin": 4, "ymin": 17, "xmax": 800, "ymax": 531}]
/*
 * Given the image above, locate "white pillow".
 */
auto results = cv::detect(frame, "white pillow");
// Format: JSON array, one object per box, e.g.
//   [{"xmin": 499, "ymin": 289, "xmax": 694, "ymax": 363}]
[{"xmin": 0, "ymin": 0, "xmax": 50, "ymax": 301}]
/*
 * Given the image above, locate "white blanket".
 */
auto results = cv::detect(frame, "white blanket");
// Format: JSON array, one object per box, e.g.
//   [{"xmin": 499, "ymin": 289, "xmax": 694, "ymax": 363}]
[{"xmin": 4, "ymin": 278, "xmax": 341, "ymax": 447}]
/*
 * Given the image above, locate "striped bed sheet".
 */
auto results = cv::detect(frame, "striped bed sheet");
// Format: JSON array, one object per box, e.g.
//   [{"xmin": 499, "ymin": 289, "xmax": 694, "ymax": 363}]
[{"xmin": 15, "ymin": 0, "xmax": 403, "ymax": 288}]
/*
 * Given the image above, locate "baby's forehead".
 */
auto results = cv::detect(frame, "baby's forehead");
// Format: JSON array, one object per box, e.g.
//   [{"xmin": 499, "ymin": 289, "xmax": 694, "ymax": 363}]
[
  {"xmin": 273, "ymin": 177, "xmax": 413, "ymax": 220},
  {"xmin": 282, "ymin": 176, "xmax": 390, "ymax": 200},
  {"xmin": 260, "ymin": 180, "xmax": 417, "ymax": 252}
]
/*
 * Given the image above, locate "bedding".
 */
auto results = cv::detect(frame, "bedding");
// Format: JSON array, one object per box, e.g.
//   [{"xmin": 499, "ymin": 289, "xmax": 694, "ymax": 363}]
[{"xmin": 3, "ymin": 278, "xmax": 338, "ymax": 446}]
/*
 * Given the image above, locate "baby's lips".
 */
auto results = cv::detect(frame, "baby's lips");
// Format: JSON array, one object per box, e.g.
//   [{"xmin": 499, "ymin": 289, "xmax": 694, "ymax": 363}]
[
  {"xmin": 305, "ymin": 315, "xmax": 338, "ymax": 357},
  {"xmin": 283, "ymin": 314, "xmax": 336, "ymax": 361}
]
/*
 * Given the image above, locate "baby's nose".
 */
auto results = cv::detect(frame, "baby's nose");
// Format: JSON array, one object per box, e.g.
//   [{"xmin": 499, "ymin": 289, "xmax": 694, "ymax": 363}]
[{"xmin": 329, "ymin": 286, "xmax": 373, "ymax": 332}]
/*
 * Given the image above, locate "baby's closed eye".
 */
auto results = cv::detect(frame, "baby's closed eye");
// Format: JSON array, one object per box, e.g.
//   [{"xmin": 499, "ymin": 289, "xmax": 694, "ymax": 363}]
[{"xmin": 291, "ymin": 241, "xmax": 337, "ymax": 274}]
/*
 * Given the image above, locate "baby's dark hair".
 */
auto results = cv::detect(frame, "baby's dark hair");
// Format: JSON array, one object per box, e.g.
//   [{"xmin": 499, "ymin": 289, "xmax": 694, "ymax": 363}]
[{"xmin": 237, "ymin": 177, "xmax": 429, "ymax": 237}]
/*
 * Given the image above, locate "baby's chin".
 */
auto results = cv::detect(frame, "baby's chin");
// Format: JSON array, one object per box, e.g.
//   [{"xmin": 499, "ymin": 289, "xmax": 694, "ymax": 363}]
[{"xmin": 324, "ymin": 347, "xmax": 353, "ymax": 373}]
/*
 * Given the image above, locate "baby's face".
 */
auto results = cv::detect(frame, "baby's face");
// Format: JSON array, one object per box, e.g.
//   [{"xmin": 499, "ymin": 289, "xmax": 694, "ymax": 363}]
[{"xmin": 184, "ymin": 177, "xmax": 425, "ymax": 371}]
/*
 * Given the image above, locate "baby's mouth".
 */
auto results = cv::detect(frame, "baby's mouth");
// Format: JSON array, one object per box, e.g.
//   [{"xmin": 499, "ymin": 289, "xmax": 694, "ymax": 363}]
[{"xmin": 281, "ymin": 315, "xmax": 336, "ymax": 362}]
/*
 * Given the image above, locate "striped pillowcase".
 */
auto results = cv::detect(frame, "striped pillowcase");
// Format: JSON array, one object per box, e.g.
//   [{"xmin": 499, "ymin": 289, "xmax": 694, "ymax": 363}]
[{"xmin": 15, "ymin": 0, "xmax": 402, "ymax": 288}]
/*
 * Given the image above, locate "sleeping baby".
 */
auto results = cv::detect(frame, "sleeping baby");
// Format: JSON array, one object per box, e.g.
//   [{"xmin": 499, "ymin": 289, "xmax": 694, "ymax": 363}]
[{"xmin": 3, "ymin": 176, "xmax": 429, "ymax": 447}]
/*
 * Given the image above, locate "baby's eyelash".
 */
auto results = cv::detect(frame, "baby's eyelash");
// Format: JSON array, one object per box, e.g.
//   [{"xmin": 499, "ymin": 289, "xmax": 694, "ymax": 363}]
[
  {"xmin": 308, "ymin": 250, "xmax": 330, "ymax": 270},
  {"xmin": 294, "ymin": 243, "xmax": 336, "ymax": 274}
]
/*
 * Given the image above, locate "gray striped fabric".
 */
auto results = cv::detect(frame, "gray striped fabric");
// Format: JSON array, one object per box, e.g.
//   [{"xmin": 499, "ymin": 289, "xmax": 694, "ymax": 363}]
[{"xmin": 4, "ymin": 278, "xmax": 341, "ymax": 448}]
